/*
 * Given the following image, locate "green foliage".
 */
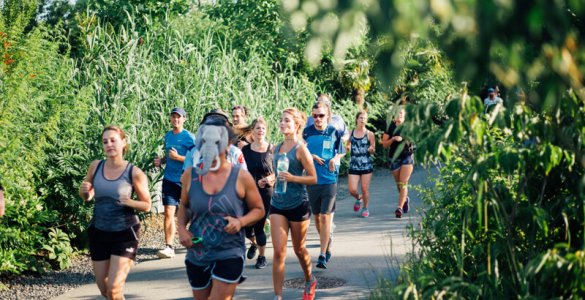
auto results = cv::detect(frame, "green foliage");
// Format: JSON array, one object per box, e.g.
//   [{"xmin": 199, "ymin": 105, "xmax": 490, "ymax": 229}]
[{"xmin": 42, "ymin": 228, "xmax": 75, "ymax": 270}]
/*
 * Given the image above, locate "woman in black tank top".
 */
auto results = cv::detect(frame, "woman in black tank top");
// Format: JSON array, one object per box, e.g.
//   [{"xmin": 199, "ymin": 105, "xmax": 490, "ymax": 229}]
[{"xmin": 79, "ymin": 125, "xmax": 151, "ymax": 299}]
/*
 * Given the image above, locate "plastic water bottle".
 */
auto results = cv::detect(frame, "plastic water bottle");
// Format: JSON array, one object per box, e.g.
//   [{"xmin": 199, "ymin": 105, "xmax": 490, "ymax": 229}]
[
  {"xmin": 275, "ymin": 153, "xmax": 289, "ymax": 194},
  {"xmin": 322, "ymin": 136, "xmax": 333, "ymax": 159}
]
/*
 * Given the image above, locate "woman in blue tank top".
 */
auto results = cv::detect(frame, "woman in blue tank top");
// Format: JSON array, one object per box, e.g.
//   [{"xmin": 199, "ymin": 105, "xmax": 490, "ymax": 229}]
[
  {"xmin": 177, "ymin": 117, "xmax": 264, "ymax": 300},
  {"xmin": 79, "ymin": 125, "xmax": 151, "ymax": 299},
  {"xmin": 270, "ymin": 108, "xmax": 318, "ymax": 300}
]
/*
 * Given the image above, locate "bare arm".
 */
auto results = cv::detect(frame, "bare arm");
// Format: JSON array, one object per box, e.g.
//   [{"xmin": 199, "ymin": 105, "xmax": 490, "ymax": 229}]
[
  {"xmin": 381, "ymin": 133, "xmax": 401, "ymax": 148},
  {"xmin": 368, "ymin": 131, "xmax": 376, "ymax": 153},
  {"xmin": 227, "ymin": 170, "xmax": 264, "ymax": 234},
  {"xmin": 120, "ymin": 167, "xmax": 151, "ymax": 212},
  {"xmin": 178, "ymin": 167, "xmax": 194, "ymax": 248},
  {"xmin": 79, "ymin": 160, "xmax": 100, "ymax": 201}
]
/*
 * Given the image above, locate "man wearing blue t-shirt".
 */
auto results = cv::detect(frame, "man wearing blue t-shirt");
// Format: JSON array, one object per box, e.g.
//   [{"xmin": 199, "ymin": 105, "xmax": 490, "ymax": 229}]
[
  {"xmin": 155, "ymin": 107, "xmax": 195, "ymax": 258},
  {"xmin": 303, "ymin": 102, "xmax": 346, "ymax": 269}
]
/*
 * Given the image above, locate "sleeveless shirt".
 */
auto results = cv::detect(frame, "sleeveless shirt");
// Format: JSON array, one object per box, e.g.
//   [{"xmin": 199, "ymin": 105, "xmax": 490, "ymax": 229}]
[
  {"xmin": 349, "ymin": 130, "xmax": 373, "ymax": 171},
  {"xmin": 91, "ymin": 160, "xmax": 139, "ymax": 232},
  {"xmin": 271, "ymin": 143, "xmax": 309, "ymax": 210},
  {"xmin": 186, "ymin": 165, "xmax": 245, "ymax": 265}
]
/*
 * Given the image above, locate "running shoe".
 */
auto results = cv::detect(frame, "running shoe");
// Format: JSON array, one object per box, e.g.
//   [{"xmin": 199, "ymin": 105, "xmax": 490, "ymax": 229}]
[
  {"xmin": 361, "ymin": 208, "xmax": 370, "ymax": 218},
  {"xmin": 247, "ymin": 243, "xmax": 258, "ymax": 259},
  {"xmin": 255, "ymin": 256, "xmax": 267, "ymax": 269},
  {"xmin": 353, "ymin": 197, "xmax": 362, "ymax": 212},
  {"xmin": 316, "ymin": 254, "xmax": 327, "ymax": 269},
  {"xmin": 302, "ymin": 275, "xmax": 317, "ymax": 300},
  {"xmin": 157, "ymin": 245, "xmax": 175, "ymax": 259},
  {"xmin": 403, "ymin": 196, "xmax": 410, "ymax": 213},
  {"xmin": 395, "ymin": 207, "xmax": 403, "ymax": 218}
]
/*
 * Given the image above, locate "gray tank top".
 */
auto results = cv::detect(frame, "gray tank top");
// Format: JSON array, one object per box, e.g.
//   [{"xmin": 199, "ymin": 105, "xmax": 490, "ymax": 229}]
[
  {"xmin": 271, "ymin": 143, "xmax": 309, "ymax": 210},
  {"xmin": 186, "ymin": 165, "xmax": 245, "ymax": 265},
  {"xmin": 91, "ymin": 160, "xmax": 139, "ymax": 232}
]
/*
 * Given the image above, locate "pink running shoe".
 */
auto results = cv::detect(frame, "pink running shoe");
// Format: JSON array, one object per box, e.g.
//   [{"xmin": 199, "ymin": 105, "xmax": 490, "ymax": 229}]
[
  {"xmin": 361, "ymin": 208, "xmax": 370, "ymax": 218},
  {"xmin": 353, "ymin": 196, "xmax": 362, "ymax": 212}
]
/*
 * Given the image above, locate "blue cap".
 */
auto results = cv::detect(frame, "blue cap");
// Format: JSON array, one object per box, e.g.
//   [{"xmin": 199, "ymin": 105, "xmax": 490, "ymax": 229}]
[
  {"xmin": 487, "ymin": 88, "xmax": 495, "ymax": 93},
  {"xmin": 171, "ymin": 107, "xmax": 187, "ymax": 117}
]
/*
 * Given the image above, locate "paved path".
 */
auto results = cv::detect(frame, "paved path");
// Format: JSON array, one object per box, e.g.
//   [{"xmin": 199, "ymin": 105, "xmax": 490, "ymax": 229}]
[{"xmin": 56, "ymin": 167, "xmax": 435, "ymax": 300}]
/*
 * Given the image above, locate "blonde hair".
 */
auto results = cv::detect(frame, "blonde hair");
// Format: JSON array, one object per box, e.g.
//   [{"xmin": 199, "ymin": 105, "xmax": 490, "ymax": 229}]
[
  {"xmin": 243, "ymin": 117, "xmax": 268, "ymax": 142},
  {"xmin": 282, "ymin": 107, "xmax": 306, "ymax": 139}
]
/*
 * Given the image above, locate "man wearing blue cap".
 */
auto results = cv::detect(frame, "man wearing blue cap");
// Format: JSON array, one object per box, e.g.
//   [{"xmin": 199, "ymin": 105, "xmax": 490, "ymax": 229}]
[
  {"xmin": 483, "ymin": 88, "xmax": 503, "ymax": 113},
  {"xmin": 154, "ymin": 107, "xmax": 196, "ymax": 258}
]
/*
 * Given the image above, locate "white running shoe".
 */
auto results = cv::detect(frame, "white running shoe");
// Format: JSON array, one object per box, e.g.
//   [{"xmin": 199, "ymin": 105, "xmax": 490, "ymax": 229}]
[{"xmin": 157, "ymin": 246, "xmax": 175, "ymax": 258}]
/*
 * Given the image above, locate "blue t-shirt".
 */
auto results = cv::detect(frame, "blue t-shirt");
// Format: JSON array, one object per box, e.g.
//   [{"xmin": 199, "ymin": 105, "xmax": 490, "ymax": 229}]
[
  {"xmin": 164, "ymin": 130, "xmax": 195, "ymax": 183},
  {"xmin": 303, "ymin": 125, "xmax": 345, "ymax": 185},
  {"xmin": 183, "ymin": 145, "xmax": 247, "ymax": 171}
]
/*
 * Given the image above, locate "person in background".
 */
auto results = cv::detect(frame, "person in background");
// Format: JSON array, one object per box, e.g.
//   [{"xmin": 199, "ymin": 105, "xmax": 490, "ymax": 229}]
[
  {"xmin": 241, "ymin": 117, "xmax": 275, "ymax": 269},
  {"xmin": 303, "ymin": 101, "xmax": 346, "ymax": 269},
  {"xmin": 304, "ymin": 93, "xmax": 348, "ymax": 267},
  {"xmin": 381, "ymin": 108, "xmax": 414, "ymax": 218},
  {"xmin": 271, "ymin": 108, "xmax": 318, "ymax": 300},
  {"xmin": 232, "ymin": 105, "xmax": 252, "ymax": 149},
  {"xmin": 483, "ymin": 87, "xmax": 503, "ymax": 113},
  {"xmin": 155, "ymin": 107, "xmax": 196, "ymax": 259},
  {"xmin": 346, "ymin": 111, "xmax": 375, "ymax": 218},
  {"xmin": 0, "ymin": 182, "xmax": 5, "ymax": 217},
  {"xmin": 177, "ymin": 116, "xmax": 264, "ymax": 300},
  {"xmin": 80, "ymin": 125, "xmax": 152, "ymax": 299}
]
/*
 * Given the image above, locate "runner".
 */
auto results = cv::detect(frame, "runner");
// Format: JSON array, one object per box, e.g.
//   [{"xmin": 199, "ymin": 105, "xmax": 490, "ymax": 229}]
[
  {"xmin": 79, "ymin": 125, "xmax": 152, "ymax": 299},
  {"xmin": 381, "ymin": 108, "xmax": 414, "ymax": 218},
  {"xmin": 177, "ymin": 116, "xmax": 264, "ymax": 300},
  {"xmin": 303, "ymin": 102, "xmax": 346, "ymax": 269},
  {"xmin": 155, "ymin": 107, "xmax": 195, "ymax": 259},
  {"xmin": 271, "ymin": 108, "xmax": 318, "ymax": 300},
  {"xmin": 232, "ymin": 105, "xmax": 252, "ymax": 149},
  {"xmin": 346, "ymin": 110, "xmax": 375, "ymax": 217},
  {"xmin": 241, "ymin": 117, "xmax": 275, "ymax": 269}
]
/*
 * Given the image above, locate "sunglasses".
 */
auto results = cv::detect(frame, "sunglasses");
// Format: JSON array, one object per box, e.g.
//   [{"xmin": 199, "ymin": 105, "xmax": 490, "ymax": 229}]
[{"xmin": 312, "ymin": 113, "xmax": 326, "ymax": 119}]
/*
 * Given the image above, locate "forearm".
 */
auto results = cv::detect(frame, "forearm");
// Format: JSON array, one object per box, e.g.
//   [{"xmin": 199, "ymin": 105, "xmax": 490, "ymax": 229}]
[
  {"xmin": 238, "ymin": 207, "xmax": 264, "ymax": 227},
  {"xmin": 129, "ymin": 200, "xmax": 151, "ymax": 212},
  {"xmin": 177, "ymin": 202, "xmax": 190, "ymax": 229}
]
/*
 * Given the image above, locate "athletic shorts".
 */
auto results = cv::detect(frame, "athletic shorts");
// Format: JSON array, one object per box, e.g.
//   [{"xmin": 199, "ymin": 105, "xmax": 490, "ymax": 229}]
[
  {"xmin": 307, "ymin": 183, "xmax": 337, "ymax": 215},
  {"xmin": 88, "ymin": 224, "xmax": 140, "ymax": 261},
  {"xmin": 348, "ymin": 168, "xmax": 373, "ymax": 175},
  {"xmin": 390, "ymin": 154, "xmax": 414, "ymax": 171},
  {"xmin": 269, "ymin": 201, "xmax": 311, "ymax": 222},
  {"xmin": 162, "ymin": 179, "xmax": 182, "ymax": 206},
  {"xmin": 185, "ymin": 257, "xmax": 244, "ymax": 290}
]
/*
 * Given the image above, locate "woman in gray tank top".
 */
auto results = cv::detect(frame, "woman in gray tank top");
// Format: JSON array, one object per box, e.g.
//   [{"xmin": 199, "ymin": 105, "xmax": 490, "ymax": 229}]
[
  {"xmin": 177, "ymin": 116, "xmax": 264, "ymax": 299},
  {"xmin": 79, "ymin": 126, "xmax": 151, "ymax": 299},
  {"xmin": 270, "ymin": 108, "xmax": 318, "ymax": 300}
]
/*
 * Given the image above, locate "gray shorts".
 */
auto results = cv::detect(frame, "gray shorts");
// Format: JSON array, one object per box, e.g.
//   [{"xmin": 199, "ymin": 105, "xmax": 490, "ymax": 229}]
[{"xmin": 307, "ymin": 183, "xmax": 337, "ymax": 215}]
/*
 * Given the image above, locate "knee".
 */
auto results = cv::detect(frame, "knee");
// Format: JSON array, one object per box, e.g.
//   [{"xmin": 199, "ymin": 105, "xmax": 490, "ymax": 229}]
[
  {"xmin": 348, "ymin": 186, "xmax": 358, "ymax": 196},
  {"xmin": 318, "ymin": 214, "xmax": 328, "ymax": 224},
  {"xmin": 273, "ymin": 248, "xmax": 287, "ymax": 262},
  {"xmin": 293, "ymin": 246, "xmax": 306, "ymax": 258},
  {"xmin": 396, "ymin": 181, "xmax": 406, "ymax": 191}
]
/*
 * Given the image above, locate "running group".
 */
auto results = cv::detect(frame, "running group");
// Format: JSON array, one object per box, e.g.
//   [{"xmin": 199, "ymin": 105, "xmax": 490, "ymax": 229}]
[{"xmin": 79, "ymin": 94, "xmax": 415, "ymax": 300}]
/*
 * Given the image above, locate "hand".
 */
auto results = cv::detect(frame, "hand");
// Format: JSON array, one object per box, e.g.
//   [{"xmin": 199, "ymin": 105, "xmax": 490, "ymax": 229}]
[
  {"xmin": 313, "ymin": 155, "xmax": 325, "ymax": 165},
  {"xmin": 168, "ymin": 147, "xmax": 179, "ymax": 160},
  {"xmin": 178, "ymin": 227, "xmax": 194, "ymax": 248},
  {"xmin": 223, "ymin": 216, "xmax": 242, "ymax": 234},
  {"xmin": 117, "ymin": 194, "xmax": 132, "ymax": 207},
  {"xmin": 328, "ymin": 159, "xmax": 336, "ymax": 172},
  {"xmin": 237, "ymin": 140, "xmax": 249, "ymax": 149},
  {"xmin": 394, "ymin": 136, "xmax": 403, "ymax": 142},
  {"xmin": 368, "ymin": 146, "xmax": 375, "ymax": 154},
  {"xmin": 154, "ymin": 157, "xmax": 161, "ymax": 168},
  {"xmin": 278, "ymin": 171, "xmax": 293, "ymax": 183},
  {"xmin": 80, "ymin": 181, "xmax": 93, "ymax": 200}
]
